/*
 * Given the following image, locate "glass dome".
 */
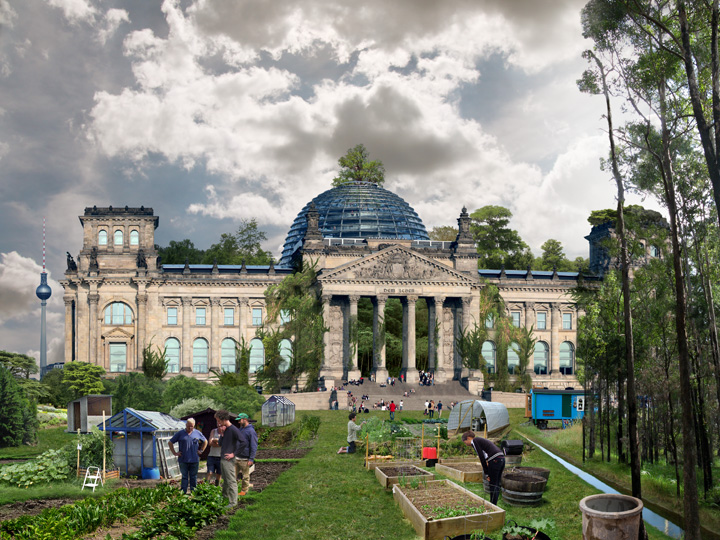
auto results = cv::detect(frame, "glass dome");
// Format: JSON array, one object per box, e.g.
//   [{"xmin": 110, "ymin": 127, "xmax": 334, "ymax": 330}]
[{"xmin": 280, "ymin": 181, "xmax": 430, "ymax": 266}]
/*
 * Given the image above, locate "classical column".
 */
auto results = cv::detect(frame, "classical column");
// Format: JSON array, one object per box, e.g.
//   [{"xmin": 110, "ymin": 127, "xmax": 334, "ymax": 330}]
[
  {"xmin": 403, "ymin": 296, "xmax": 418, "ymax": 383},
  {"xmin": 524, "ymin": 301, "xmax": 535, "ymax": 330},
  {"xmin": 136, "ymin": 292, "xmax": 148, "ymax": 370},
  {"xmin": 210, "ymin": 298, "xmax": 221, "ymax": 370},
  {"xmin": 550, "ymin": 303, "xmax": 561, "ymax": 376},
  {"xmin": 427, "ymin": 298, "xmax": 436, "ymax": 370},
  {"xmin": 181, "ymin": 297, "xmax": 192, "ymax": 372},
  {"xmin": 64, "ymin": 296, "xmax": 74, "ymax": 364},
  {"xmin": 88, "ymin": 292, "xmax": 99, "ymax": 367},
  {"xmin": 348, "ymin": 295, "xmax": 360, "ymax": 377},
  {"xmin": 434, "ymin": 296, "xmax": 446, "ymax": 382},
  {"xmin": 238, "ymin": 298, "xmax": 248, "ymax": 344},
  {"xmin": 373, "ymin": 295, "xmax": 388, "ymax": 381},
  {"xmin": 461, "ymin": 297, "xmax": 472, "ymax": 331},
  {"xmin": 319, "ymin": 294, "xmax": 339, "ymax": 384}
]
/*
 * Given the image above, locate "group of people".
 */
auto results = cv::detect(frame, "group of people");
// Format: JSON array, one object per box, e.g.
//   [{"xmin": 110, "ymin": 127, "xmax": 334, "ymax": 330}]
[
  {"xmin": 168, "ymin": 410, "xmax": 258, "ymax": 508},
  {"xmin": 418, "ymin": 370, "xmax": 434, "ymax": 386},
  {"xmin": 423, "ymin": 399, "xmax": 443, "ymax": 418}
]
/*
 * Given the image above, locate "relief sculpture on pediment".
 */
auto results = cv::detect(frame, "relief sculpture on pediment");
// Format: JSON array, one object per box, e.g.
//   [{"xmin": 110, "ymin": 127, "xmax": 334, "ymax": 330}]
[{"xmin": 354, "ymin": 251, "xmax": 443, "ymax": 280}]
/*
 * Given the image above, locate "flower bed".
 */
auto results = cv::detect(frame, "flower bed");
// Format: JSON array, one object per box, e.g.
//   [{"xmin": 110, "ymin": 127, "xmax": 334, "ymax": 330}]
[
  {"xmin": 393, "ymin": 479, "xmax": 505, "ymax": 539},
  {"xmin": 375, "ymin": 465, "xmax": 434, "ymax": 489}
]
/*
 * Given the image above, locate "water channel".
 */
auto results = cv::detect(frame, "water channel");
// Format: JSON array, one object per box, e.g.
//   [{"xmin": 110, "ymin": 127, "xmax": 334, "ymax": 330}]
[{"xmin": 519, "ymin": 434, "xmax": 684, "ymax": 539}]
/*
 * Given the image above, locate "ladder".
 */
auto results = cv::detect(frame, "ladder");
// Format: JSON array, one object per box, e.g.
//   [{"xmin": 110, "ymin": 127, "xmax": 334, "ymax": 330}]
[{"xmin": 82, "ymin": 466, "xmax": 104, "ymax": 491}]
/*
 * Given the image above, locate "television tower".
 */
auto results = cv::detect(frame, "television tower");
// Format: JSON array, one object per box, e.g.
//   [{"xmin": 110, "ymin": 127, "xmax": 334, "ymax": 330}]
[{"xmin": 35, "ymin": 218, "xmax": 52, "ymax": 379}]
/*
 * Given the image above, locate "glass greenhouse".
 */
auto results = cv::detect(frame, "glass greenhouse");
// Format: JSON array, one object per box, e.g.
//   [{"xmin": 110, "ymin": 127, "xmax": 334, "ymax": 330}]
[{"xmin": 261, "ymin": 395, "xmax": 296, "ymax": 427}]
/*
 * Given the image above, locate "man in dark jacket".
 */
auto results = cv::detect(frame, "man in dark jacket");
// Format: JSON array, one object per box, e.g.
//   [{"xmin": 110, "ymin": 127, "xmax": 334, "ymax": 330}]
[
  {"xmin": 462, "ymin": 431, "xmax": 505, "ymax": 505},
  {"xmin": 215, "ymin": 409, "xmax": 242, "ymax": 507},
  {"xmin": 235, "ymin": 413, "xmax": 258, "ymax": 496}
]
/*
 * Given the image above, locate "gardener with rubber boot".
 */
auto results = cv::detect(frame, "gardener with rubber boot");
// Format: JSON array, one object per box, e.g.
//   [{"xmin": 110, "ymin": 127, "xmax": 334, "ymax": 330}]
[
  {"xmin": 462, "ymin": 431, "xmax": 505, "ymax": 505},
  {"xmin": 234, "ymin": 413, "xmax": 258, "ymax": 496}
]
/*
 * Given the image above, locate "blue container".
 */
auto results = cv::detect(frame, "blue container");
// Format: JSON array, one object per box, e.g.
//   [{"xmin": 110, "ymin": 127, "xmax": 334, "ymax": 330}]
[{"xmin": 141, "ymin": 467, "xmax": 160, "ymax": 480}]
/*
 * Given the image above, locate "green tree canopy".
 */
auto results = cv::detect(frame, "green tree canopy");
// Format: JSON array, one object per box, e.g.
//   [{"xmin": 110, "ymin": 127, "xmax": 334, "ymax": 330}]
[
  {"xmin": 428, "ymin": 226, "xmax": 458, "ymax": 241},
  {"xmin": 470, "ymin": 205, "xmax": 533, "ymax": 270},
  {"xmin": 0, "ymin": 350, "xmax": 38, "ymax": 379},
  {"xmin": 156, "ymin": 239, "xmax": 204, "ymax": 265},
  {"xmin": 332, "ymin": 144, "xmax": 385, "ymax": 187},
  {"xmin": 202, "ymin": 219, "xmax": 273, "ymax": 265},
  {"xmin": 104, "ymin": 373, "xmax": 165, "ymax": 414},
  {"xmin": 62, "ymin": 362, "xmax": 106, "ymax": 401},
  {"xmin": 539, "ymin": 239, "xmax": 575, "ymax": 272},
  {"xmin": 0, "ymin": 367, "xmax": 37, "ymax": 447},
  {"xmin": 41, "ymin": 368, "xmax": 74, "ymax": 408}
]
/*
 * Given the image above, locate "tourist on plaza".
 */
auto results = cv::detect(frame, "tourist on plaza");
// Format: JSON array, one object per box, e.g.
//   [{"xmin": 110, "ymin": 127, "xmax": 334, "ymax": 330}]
[
  {"xmin": 168, "ymin": 418, "xmax": 207, "ymax": 494},
  {"xmin": 429, "ymin": 400, "xmax": 435, "ymax": 418},
  {"xmin": 399, "ymin": 399, "xmax": 404, "ymax": 412},
  {"xmin": 424, "ymin": 400, "xmax": 430, "ymax": 415},
  {"xmin": 437, "ymin": 400, "xmax": 443, "ymax": 418},
  {"xmin": 338, "ymin": 412, "xmax": 366, "ymax": 453},
  {"xmin": 234, "ymin": 413, "xmax": 258, "ymax": 496},
  {"xmin": 462, "ymin": 431, "xmax": 505, "ymax": 505},
  {"xmin": 215, "ymin": 410, "xmax": 243, "ymax": 507},
  {"xmin": 389, "ymin": 400, "xmax": 396, "ymax": 421},
  {"xmin": 206, "ymin": 424, "xmax": 223, "ymax": 486}
]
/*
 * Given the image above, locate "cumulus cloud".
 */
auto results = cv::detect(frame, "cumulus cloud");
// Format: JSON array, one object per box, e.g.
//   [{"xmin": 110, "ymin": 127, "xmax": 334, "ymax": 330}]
[
  {"xmin": 0, "ymin": 0, "xmax": 17, "ymax": 27},
  {"xmin": 97, "ymin": 8, "xmax": 129, "ymax": 44},
  {"xmin": 0, "ymin": 251, "xmax": 62, "ymax": 325},
  {"xmin": 45, "ymin": 0, "xmax": 97, "ymax": 23}
]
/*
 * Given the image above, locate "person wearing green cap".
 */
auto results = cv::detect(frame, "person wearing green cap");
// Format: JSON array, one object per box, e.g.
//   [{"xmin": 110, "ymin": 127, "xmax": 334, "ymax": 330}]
[{"xmin": 234, "ymin": 413, "xmax": 258, "ymax": 496}]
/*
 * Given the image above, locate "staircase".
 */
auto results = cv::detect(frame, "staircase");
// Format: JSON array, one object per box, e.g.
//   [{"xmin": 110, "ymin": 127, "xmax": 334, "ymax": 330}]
[{"xmin": 337, "ymin": 380, "xmax": 473, "ymax": 412}]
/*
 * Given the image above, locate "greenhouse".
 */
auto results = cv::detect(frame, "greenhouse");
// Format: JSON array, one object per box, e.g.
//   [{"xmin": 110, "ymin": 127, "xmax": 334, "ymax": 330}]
[
  {"xmin": 447, "ymin": 400, "xmax": 509, "ymax": 436},
  {"xmin": 261, "ymin": 395, "xmax": 296, "ymax": 427}
]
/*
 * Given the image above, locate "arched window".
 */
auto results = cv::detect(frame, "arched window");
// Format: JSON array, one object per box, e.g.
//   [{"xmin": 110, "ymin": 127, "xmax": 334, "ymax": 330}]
[
  {"xmin": 507, "ymin": 342, "xmax": 520, "ymax": 374},
  {"xmin": 560, "ymin": 341, "xmax": 575, "ymax": 375},
  {"xmin": 221, "ymin": 338, "xmax": 236, "ymax": 372},
  {"xmin": 104, "ymin": 302, "xmax": 132, "ymax": 325},
  {"xmin": 130, "ymin": 230, "xmax": 139, "ymax": 246},
  {"xmin": 98, "ymin": 230, "xmax": 108, "ymax": 245},
  {"xmin": 481, "ymin": 341, "xmax": 496, "ymax": 374},
  {"xmin": 114, "ymin": 229, "xmax": 123, "ymax": 246},
  {"xmin": 165, "ymin": 338, "xmax": 180, "ymax": 373},
  {"xmin": 534, "ymin": 341, "xmax": 548, "ymax": 375},
  {"xmin": 193, "ymin": 338, "xmax": 208, "ymax": 373},
  {"xmin": 249, "ymin": 338, "xmax": 264, "ymax": 373},
  {"xmin": 279, "ymin": 339, "xmax": 292, "ymax": 372}
]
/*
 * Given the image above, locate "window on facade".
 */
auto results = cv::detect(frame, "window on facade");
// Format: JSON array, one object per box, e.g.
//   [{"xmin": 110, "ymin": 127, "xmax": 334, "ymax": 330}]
[
  {"xmin": 537, "ymin": 312, "xmax": 547, "ymax": 330},
  {"xmin": 165, "ymin": 338, "xmax": 180, "ymax": 373},
  {"xmin": 130, "ymin": 230, "xmax": 139, "ymax": 246},
  {"xmin": 252, "ymin": 307, "xmax": 263, "ymax": 326},
  {"xmin": 114, "ymin": 230, "xmax": 123, "ymax": 245},
  {"xmin": 109, "ymin": 343, "xmax": 127, "ymax": 373},
  {"xmin": 511, "ymin": 312, "xmax": 521, "ymax": 328},
  {"xmin": 196, "ymin": 307, "xmax": 206, "ymax": 325},
  {"xmin": 280, "ymin": 309, "xmax": 291, "ymax": 325},
  {"xmin": 560, "ymin": 341, "xmax": 574, "ymax": 375},
  {"xmin": 249, "ymin": 338, "xmax": 264, "ymax": 373},
  {"xmin": 562, "ymin": 313, "xmax": 572, "ymax": 330},
  {"xmin": 534, "ymin": 341, "xmax": 548, "ymax": 375},
  {"xmin": 650, "ymin": 245, "xmax": 660, "ymax": 258},
  {"xmin": 507, "ymin": 342, "xmax": 520, "ymax": 374},
  {"xmin": 224, "ymin": 308, "xmax": 234, "ymax": 325},
  {"xmin": 193, "ymin": 338, "xmax": 209, "ymax": 373},
  {"xmin": 167, "ymin": 307, "xmax": 178, "ymax": 325},
  {"xmin": 104, "ymin": 302, "xmax": 132, "ymax": 325},
  {"xmin": 481, "ymin": 341, "xmax": 496, "ymax": 374},
  {"xmin": 221, "ymin": 338, "xmax": 236, "ymax": 372},
  {"xmin": 279, "ymin": 339, "xmax": 292, "ymax": 372},
  {"xmin": 485, "ymin": 314, "xmax": 494, "ymax": 329},
  {"xmin": 98, "ymin": 230, "xmax": 108, "ymax": 245}
]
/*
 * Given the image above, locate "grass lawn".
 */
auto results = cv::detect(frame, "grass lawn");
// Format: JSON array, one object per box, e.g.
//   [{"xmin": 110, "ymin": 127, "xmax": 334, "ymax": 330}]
[
  {"xmin": 0, "ymin": 426, "xmax": 74, "ymax": 460},
  {"xmin": 218, "ymin": 409, "xmax": 679, "ymax": 540}
]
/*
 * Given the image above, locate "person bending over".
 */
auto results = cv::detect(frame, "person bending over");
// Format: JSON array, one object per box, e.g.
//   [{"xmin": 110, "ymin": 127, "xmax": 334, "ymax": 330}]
[{"xmin": 462, "ymin": 431, "xmax": 505, "ymax": 505}]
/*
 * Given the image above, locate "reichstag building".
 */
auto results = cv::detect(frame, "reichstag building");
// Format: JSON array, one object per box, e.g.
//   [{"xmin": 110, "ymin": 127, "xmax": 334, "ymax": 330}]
[{"xmin": 60, "ymin": 181, "xmax": 589, "ymax": 390}]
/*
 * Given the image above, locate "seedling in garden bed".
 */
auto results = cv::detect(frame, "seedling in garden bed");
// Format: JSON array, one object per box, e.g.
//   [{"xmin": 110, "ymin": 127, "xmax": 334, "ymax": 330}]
[{"xmin": 420, "ymin": 502, "xmax": 486, "ymax": 520}]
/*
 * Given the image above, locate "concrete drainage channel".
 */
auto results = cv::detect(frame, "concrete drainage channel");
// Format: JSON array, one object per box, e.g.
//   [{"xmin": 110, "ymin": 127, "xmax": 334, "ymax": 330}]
[{"xmin": 518, "ymin": 434, "xmax": 684, "ymax": 539}]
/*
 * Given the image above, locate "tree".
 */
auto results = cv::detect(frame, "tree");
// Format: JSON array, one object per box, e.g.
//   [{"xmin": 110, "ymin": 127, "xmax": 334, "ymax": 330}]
[
  {"xmin": 155, "ymin": 239, "xmax": 204, "ymax": 264},
  {"xmin": 470, "ymin": 206, "xmax": 533, "ymax": 270},
  {"xmin": 202, "ymin": 219, "xmax": 273, "ymax": 265},
  {"xmin": 513, "ymin": 326, "xmax": 537, "ymax": 392},
  {"xmin": 428, "ymin": 226, "xmax": 458, "ymax": 241},
  {"xmin": 539, "ymin": 239, "xmax": 574, "ymax": 272},
  {"xmin": 332, "ymin": 144, "xmax": 385, "ymax": 186},
  {"xmin": 141, "ymin": 341, "xmax": 169, "ymax": 380},
  {"xmin": 0, "ymin": 367, "xmax": 36, "ymax": 447},
  {"xmin": 169, "ymin": 397, "xmax": 221, "ymax": 419},
  {"xmin": 62, "ymin": 362, "xmax": 106, "ymax": 401},
  {"xmin": 0, "ymin": 351, "xmax": 39, "ymax": 379},
  {"xmin": 41, "ymin": 368, "xmax": 74, "ymax": 408},
  {"xmin": 162, "ymin": 375, "xmax": 208, "ymax": 413},
  {"xmin": 105, "ymin": 373, "xmax": 165, "ymax": 414}
]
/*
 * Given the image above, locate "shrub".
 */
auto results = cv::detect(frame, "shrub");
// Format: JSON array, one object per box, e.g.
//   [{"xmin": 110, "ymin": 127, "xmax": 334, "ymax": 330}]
[
  {"xmin": 0, "ymin": 366, "xmax": 37, "ymax": 447},
  {"xmin": 170, "ymin": 397, "xmax": 221, "ymax": 418},
  {"xmin": 294, "ymin": 415, "xmax": 320, "ymax": 441}
]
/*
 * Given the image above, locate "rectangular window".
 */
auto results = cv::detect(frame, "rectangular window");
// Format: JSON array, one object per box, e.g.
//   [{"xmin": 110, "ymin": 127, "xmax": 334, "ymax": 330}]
[
  {"xmin": 252, "ymin": 307, "xmax": 263, "ymax": 326},
  {"xmin": 562, "ymin": 313, "xmax": 572, "ymax": 330},
  {"xmin": 511, "ymin": 311, "xmax": 521, "ymax": 328},
  {"xmin": 167, "ymin": 307, "xmax": 178, "ymax": 325},
  {"xmin": 485, "ymin": 314, "xmax": 494, "ymax": 329},
  {"xmin": 224, "ymin": 308, "xmax": 234, "ymax": 325},
  {"xmin": 280, "ymin": 309, "xmax": 290, "ymax": 325},
  {"xmin": 537, "ymin": 312, "xmax": 547, "ymax": 330},
  {"xmin": 196, "ymin": 307, "xmax": 206, "ymax": 325},
  {"xmin": 109, "ymin": 343, "xmax": 126, "ymax": 373}
]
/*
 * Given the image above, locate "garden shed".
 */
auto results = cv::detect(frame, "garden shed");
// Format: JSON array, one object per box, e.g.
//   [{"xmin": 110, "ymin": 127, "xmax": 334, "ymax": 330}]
[
  {"xmin": 180, "ymin": 408, "xmax": 244, "ymax": 460},
  {"xmin": 66, "ymin": 395, "xmax": 112, "ymax": 433},
  {"xmin": 447, "ymin": 400, "xmax": 509, "ymax": 437},
  {"xmin": 261, "ymin": 395, "xmax": 295, "ymax": 427},
  {"xmin": 99, "ymin": 408, "xmax": 185, "ymax": 478}
]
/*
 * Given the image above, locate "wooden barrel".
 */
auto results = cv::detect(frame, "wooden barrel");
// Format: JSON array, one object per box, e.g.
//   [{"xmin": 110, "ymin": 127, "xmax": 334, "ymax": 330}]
[
  {"xmin": 501, "ymin": 472, "xmax": 547, "ymax": 506},
  {"xmin": 509, "ymin": 466, "xmax": 550, "ymax": 481}
]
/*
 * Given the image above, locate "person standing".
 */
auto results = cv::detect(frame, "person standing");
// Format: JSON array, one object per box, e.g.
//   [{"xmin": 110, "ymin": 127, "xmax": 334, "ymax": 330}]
[
  {"xmin": 338, "ymin": 412, "xmax": 366, "ymax": 453},
  {"xmin": 205, "ymin": 424, "xmax": 224, "ymax": 486},
  {"xmin": 389, "ymin": 400, "xmax": 396, "ymax": 421},
  {"xmin": 399, "ymin": 399, "xmax": 404, "ymax": 412},
  {"xmin": 169, "ymin": 418, "xmax": 207, "ymax": 494},
  {"xmin": 462, "ymin": 431, "xmax": 505, "ymax": 505},
  {"xmin": 215, "ymin": 410, "xmax": 243, "ymax": 507},
  {"xmin": 424, "ymin": 400, "xmax": 429, "ymax": 415},
  {"xmin": 437, "ymin": 400, "xmax": 443, "ymax": 419},
  {"xmin": 234, "ymin": 413, "xmax": 258, "ymax": 496},
  {"xmin": 429, "ymin": 400, "xmax": 435, "ymax": 418}
]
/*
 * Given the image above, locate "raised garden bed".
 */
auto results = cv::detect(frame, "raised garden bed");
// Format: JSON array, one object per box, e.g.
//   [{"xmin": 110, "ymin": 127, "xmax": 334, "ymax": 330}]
[
  {"xmin": 435, "ymin": 463, "xmax": 484, "ymax": 483},
  {"xmin": 375, "ymin": 465, "xmax": 434, "ymax": 489},
  {"xmin": 365, "ymin": 459, "xmax": 425, "ymax": 470},
  {"xmin": 438, "ymin": 456, "xmax": 479, "ymax": 464},
  {"xmin": 393, "ymin": 479, "xmax": 505, "ymax": 539}
]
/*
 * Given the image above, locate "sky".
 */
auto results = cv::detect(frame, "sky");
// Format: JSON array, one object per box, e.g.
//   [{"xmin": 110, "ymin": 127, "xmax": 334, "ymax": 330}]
[{"xmin": 0, "ymin": 0, "xmax": 664, "ymax": 366}]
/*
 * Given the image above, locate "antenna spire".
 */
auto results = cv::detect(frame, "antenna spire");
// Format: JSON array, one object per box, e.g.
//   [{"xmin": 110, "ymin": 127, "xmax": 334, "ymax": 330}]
[{"xmin": 42, "ymin": 217, "xmax": 46, "ymax": 272}]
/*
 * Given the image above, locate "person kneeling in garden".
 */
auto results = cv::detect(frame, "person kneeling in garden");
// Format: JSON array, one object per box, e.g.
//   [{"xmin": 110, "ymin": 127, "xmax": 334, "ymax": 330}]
[
  {"xmin": 338, "ymin": 412, "xmax": 365, "ymax": 453},
  {"xmin": 462, "ymin": 430, "xmax": 505, "ymax": 505},
  {"xmin": 169, "ymin": 418, "xmax": 207, "ymax": 494}
]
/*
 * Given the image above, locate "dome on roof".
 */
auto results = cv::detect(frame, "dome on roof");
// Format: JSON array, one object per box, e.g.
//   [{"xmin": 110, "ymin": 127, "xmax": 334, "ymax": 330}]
[{"xmin": 280, "ymin": 181, "xmax": 430, "ymax": 266}]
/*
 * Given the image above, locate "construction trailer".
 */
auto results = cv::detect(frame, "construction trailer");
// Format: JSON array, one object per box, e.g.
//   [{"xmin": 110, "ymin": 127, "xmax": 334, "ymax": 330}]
[{"xmin": 527, "ymin": 388, "xmax": 585, "ymax": 429}]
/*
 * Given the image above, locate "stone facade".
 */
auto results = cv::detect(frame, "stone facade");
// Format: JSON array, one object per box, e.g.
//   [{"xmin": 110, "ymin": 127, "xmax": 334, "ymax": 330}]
[{"xmin": 61, "ymin": 204, "xmax": 590, "ymax": 390}]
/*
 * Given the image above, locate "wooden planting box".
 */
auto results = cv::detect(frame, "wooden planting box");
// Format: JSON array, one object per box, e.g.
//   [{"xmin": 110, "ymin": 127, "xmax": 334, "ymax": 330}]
[
  {"xmin": 375, "ymin": 464, "xmax": 434, "ymax": 489},
  {"xmin": 435, "ymin": 462, "xmax": 485, "ymax": 483},
  {"xmin": 438, "ymin": 456, "xmax": 479, "ymax": 465},
  {"xmin": 366, "ymin": 459, "xmax": 425, "ymax": 471},
  {"xmin": 393, "ymin": 479, "xmax": 505, "ymax": 539}
]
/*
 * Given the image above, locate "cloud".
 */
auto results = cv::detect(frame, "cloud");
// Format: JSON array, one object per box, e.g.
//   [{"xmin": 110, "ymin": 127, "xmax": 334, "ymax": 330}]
[
  {"xmin": 0, "ymin": 0, "xmax": 17, "ymax": 28},
  {"xmin": 98, "ymin": 8, "xmax": 130, "ymax": 44},
  {"xmin": 45, "ymin": 0, "xmax": 97, "ymax": 23},
  {"xmin": 0, "ymin": 251, "xmax": 62, "ymax": 325}
]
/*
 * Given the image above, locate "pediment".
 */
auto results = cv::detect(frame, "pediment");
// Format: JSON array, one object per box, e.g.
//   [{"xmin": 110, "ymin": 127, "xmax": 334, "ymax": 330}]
[
  {"xmin": 101, "ymin": 327, "xmax": 134, "ymax": 339},
  {"xmin": 319, "ymin": 245, "xmax": 475, "ymax": 284}
]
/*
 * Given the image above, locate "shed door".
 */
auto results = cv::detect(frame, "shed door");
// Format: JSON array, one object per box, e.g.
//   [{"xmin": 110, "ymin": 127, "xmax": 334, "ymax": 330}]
[
  {"xmin": 562, "ymin": 394, "xmax": 572, "ymax": 418},
  {"xmin": 73, "ymin": 402, "xmax": 81, "ymax": 431}
]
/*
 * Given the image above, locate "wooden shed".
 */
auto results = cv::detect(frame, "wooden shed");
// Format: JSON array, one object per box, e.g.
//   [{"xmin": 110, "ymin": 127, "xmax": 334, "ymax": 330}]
[{"xmin": 66, "ymin": 395, "xmax": 112, "ymax": 433}]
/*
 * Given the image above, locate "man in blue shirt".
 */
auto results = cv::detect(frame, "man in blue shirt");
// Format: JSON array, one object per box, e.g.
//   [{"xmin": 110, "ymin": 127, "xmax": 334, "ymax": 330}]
[
  {"xmin": 169, "ymin": 418, "xmax": 207, "ymax": 494},
  {"xmin": 234, "ymin": 413, "xmax": 258, "ymax": 496}
]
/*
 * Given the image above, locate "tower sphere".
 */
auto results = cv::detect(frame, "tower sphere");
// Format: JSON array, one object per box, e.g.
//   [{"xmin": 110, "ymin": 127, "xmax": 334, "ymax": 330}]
[{"xmin": 36, "ymin": 273, "xmax": 52, "ymax": 301}]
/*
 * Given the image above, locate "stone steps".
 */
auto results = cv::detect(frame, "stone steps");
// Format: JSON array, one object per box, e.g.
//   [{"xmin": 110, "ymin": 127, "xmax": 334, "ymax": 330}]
[{"xmin": 335, "ymin": 380, "xmax": 473, "ymax": 411}]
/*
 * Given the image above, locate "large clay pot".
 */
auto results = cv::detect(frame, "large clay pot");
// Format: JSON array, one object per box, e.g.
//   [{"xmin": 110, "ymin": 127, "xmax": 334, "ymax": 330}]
[
  {"xmin": 509, "ymin": 466, "xmax": 550, "ymax": 481},
  {"xmin": 579, "ymin": 494, "xmax": 643, "ymax": 540},
  {"xmin": 501, "ymin": 472, "xmax": 547, "ymax": 507}
]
